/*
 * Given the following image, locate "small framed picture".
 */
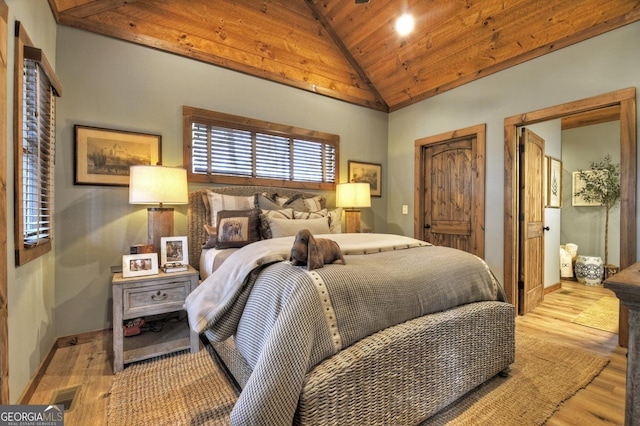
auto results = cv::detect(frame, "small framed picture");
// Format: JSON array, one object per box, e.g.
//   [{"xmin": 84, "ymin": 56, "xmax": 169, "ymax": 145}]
[
  {"xmin": 348, "ymin": 160, "xmax": 382, "ymax": 197},
  {"xmin": 160, "ymin": 236, "xmax": 189, "ymax": 267},
  {"xmin": 547, "ymin": 156, "xmax": 562, "ymax": 208},
  {"xmin": 122, "ymin": 253, "xmax": 158, "ymax": 278}
]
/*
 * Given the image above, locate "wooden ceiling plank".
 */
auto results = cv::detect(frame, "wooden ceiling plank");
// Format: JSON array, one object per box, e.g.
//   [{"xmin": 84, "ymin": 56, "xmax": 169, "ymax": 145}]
[
  {"xmin": 124, "ymin": 0, "xmax": 372, "ymax": 98},
  {"xmin": 57, "ymin": 9, "xmax": 382, "ymax": 109},
  {"xmin": 322, "ymin": 0, "xmax": 400, "ymax": 47},
  {"xmin": 367, "ymin": 0, "xmax": 554, "ymax": 81},
  {"xmin": 378, "ymin": 0, "xmax": 636, "ymax": 102},
  {"xmin": 304, "ymin": 0, "xmax": 388, "ymax": 110},
  {"xmin": 345, "ymin": 0, "xmax": 471, "ymax": 60},
  {"xmin": 388, "ymin": 7, "xmax": 640, "ymax": 111},
  {"xmin": 64, "ymin": 0, "xmax": 141, "ymax": 18},
  {"xmin": 367, "ymin": 0, "xmax": 624, "ymax": 82},
  {"xmin": 49, "ymin": 0, "xmax": 640, "ymax": 111},
  {"xmin": 352, "ymin": 0, "xmax": 525, "ymax": 70},
  {"xmin": 52, "ymin": 0, "xmax": 95, "ymax": 14}
]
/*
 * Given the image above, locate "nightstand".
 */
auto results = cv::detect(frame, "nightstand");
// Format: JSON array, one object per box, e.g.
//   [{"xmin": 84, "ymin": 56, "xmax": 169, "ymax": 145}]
[{"xmin": 112, "ymin": 265, "xmax": 200, "ymax": 373}]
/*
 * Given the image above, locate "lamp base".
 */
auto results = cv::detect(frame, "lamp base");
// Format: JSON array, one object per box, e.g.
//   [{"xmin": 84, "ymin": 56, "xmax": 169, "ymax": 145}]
[
  {"xmin": 148, "ymin": 207, "xmax": 174, "ymax": 257},
  {"xmin": 344, "ymin": 209, "xmax": 362, "ymax": 233}
]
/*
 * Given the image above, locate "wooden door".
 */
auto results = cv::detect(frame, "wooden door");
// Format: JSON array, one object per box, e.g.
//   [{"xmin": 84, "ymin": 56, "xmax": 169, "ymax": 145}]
[
  {"xmin": 416, "ymin": 125, "xmax": 485, "ymax": 258},
  {"xmin": 519, "ymin": 128, "xmax": 545, "ymax": 314}
]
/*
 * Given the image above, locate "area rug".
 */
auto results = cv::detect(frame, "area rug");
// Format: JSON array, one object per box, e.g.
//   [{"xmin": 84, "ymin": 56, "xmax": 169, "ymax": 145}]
[
  {"xmin": 422, "ymin": 332, "xmax": 608, "ymax": 425},
  {"xmin": 571, "ymin": 296, "xmax": 619, "ymax": 333},
  {"xmin": 107, "ymin": 333, "xmax": 608, "ymax": 426},
  {"xmin": 107, "ymin": 346, "xmax": 238, "ymax": 426}
]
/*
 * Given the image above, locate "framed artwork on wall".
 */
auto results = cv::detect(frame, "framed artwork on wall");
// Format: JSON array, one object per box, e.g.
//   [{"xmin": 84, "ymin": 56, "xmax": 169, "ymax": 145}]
[
  {"xmin": 547, "ymin": 156, "xmax": 562, "ymax": 208},
  {"xmin": 572, "ymin": 170, "xmax": 603, "ymax": 206},
  {"xmin": 74, "ymin": 125, "xmax": 161, "ymax": 186},
  {"xmin": 348, "ymin": 160, "xmax": 382, "ymax": 197}
]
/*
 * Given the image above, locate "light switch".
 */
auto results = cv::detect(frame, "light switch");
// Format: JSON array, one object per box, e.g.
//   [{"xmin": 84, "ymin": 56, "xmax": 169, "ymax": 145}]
[{"xmin": 402, "ymin": 205, "xmax": 408, "ymax": 215}]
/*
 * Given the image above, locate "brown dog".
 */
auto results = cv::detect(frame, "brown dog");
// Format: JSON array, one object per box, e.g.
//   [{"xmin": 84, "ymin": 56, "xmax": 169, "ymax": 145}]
[{"xmin": 290, "ymin": 229, "xmax": 345, "ymax": 270}]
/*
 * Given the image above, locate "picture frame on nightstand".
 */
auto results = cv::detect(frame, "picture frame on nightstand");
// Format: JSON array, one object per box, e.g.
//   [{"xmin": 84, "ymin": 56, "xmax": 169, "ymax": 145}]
[
  {"xmin": 160, "ymin": 236, "xmax": 189, "ymax": 271},
  {"xmin": 122, "ymin": 253, "xmax": 158, "ymax": 278}
]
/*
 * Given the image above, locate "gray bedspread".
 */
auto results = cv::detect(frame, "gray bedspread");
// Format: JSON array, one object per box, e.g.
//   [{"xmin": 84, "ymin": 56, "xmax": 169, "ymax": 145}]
[{"xmin": 185, "ymin": 233, "xmax": 503, "ymax": 425}]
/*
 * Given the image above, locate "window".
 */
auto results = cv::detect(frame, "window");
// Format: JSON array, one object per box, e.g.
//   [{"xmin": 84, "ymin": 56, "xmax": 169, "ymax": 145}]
[
  {"xmin": 183, "ymin": 106, "xmax": 339, "ymax": 190},
  {"xmin": 14, "ymin": 22, "xmax": 62, "ymax": 266}
]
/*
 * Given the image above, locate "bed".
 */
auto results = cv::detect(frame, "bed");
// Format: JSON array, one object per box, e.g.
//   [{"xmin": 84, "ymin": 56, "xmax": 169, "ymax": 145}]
[{"xmin": 185, "ymin": 186, "xmax": 515, "ymax": 425}]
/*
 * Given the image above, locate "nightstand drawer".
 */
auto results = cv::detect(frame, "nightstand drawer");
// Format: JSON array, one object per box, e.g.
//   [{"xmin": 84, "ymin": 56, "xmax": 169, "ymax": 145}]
[{"xmin": 123, "ymin": 281, "xmax": 190, "ymax": 317}]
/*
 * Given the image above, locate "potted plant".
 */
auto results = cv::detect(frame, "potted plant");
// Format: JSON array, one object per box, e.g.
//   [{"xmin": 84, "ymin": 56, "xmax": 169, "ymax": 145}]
[{"xmin": 574, "ymin": 154, "xmax": 621, "ymax": 277}]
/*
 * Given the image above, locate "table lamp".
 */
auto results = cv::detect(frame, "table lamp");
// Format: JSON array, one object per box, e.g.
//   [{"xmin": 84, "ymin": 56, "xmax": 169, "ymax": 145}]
[
  {"xmin": 336, "ymin": 182, "xmax": 371, "ymax": 233},
  {"xmin": 129, "ymin": 165, "xmax": 188, "ymax": 255}
]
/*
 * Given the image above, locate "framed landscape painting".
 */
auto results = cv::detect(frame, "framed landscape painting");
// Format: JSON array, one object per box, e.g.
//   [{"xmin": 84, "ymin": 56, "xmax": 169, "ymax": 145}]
[
  {"xmin": 74, "ymin": 125, "xmax": 161, "ymax": 186},
  {"xmin": 348, "ymin": 160, "xmax": 382, "ymax": 197}
]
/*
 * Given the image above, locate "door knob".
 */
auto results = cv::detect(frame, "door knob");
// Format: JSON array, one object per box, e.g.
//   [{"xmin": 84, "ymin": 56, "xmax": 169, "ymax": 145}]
[{"xmin": 424, "ymin": 224, "xmax": 431, "ymax": 229}]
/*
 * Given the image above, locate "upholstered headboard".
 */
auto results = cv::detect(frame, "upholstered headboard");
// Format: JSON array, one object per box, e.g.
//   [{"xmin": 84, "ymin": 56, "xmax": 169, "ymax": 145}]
[{"xmin": 187, "ymin": 186, "xmax": 325, "ymax": 271}]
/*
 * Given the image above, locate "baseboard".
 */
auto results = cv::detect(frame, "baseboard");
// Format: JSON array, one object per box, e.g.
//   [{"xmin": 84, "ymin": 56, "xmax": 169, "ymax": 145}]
[
  {"xmin": 16, "ymin": 341, "xmax": 56, "ymax": 405},
  {"xmin": 544, "ymin": 282, "xmax": 562, "ymax": 294},
  {"xmin": 17, "ymin": 329, "xmax": 110, "ymax": 404},
  {"xmin": 56, "ymin": 329, "xmax": 109, "ymax": 348}
]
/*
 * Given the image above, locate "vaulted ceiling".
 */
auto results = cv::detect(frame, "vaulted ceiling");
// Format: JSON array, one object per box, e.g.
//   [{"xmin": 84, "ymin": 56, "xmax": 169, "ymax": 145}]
[{"xmin": 48, "ymin": 0, "xmax": 640, "ymax": 112}]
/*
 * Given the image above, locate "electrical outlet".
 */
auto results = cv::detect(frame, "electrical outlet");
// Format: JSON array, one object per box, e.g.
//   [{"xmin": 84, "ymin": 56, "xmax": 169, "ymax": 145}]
[{"xmin": 402, "ymin": 205, "xmax": 408, "ymax": 215}]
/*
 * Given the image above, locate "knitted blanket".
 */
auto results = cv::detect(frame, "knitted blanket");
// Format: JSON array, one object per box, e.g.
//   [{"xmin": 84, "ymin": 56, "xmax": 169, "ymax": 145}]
[{"xmin": 185, "ymin": 233, "xmax": 503, "ymax": 425}]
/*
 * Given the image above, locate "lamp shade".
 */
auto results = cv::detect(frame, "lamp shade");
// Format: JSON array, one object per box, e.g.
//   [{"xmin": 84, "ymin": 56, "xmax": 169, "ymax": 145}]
[
  {"xmin": 336, "ymin": 182, "xmax": 371, "ymax": 208},
  {"xmin": 129, "ymin": 165, "xmax": 188, "ymax": 205}
]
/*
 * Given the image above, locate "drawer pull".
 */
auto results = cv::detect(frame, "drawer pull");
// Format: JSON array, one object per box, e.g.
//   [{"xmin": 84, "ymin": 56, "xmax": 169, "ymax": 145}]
[{"xmin": 151, "ymin": 291, "xmax": 168, "ymax": 302}]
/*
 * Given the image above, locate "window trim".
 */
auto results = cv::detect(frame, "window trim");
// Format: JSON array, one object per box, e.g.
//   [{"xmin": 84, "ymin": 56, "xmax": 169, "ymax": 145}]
[
  {"xmin": 182, "ymin": 106, "xmax": 339, "ymax": 191},
  {"xmin": 14, "ymin": 22, "xmax": 61, "ymax": 266}
]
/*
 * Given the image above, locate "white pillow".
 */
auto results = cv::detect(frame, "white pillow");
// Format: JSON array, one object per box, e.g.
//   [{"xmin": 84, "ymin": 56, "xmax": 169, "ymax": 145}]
[
  {"xmin": 267, "ymin": 217, "xmax": 330, "ymax": 238},
  {"xmin": 205, "ymin": 190, "xmax": 254, "ymax": 226},
  {"xmin": 293, "ymin": 209, "xmax": 328, "ymax": 219},
  {"xmin": 293, "ymin": 208, "xmax": 342, "ymax": 233},
  {"xmin": 327, "ymin": 208, "xmax": 342, "ymax": 234}
]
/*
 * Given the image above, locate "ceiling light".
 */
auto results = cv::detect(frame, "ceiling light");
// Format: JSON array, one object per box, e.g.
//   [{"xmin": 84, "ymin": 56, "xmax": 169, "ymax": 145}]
[{"xmin": 395, "ymin": 14, "xmax": 414, "ymax": 36}]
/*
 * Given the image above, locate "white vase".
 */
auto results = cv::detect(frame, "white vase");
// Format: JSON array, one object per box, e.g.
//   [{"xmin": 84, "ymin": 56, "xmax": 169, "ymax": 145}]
[{"xmin": 575, "ymin": 255, "xmax": 604, "ymax": 286}]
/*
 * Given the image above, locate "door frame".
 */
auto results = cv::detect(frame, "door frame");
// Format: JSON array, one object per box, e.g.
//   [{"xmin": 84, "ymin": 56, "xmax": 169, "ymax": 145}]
[
  {"xmin": 503, "ymin": 87, "xmax": 637, "ymax": 310},
  {"xmin": 0, "ymin": 1, "xmax": 8, "ymax": 405},
  {"xmin": 414, "ymin": 123, "xmax": 486, "ymax": 257}
]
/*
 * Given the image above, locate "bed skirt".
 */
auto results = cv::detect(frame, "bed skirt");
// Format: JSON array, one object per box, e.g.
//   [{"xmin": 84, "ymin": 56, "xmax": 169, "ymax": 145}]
[{"xmin": 206, "ymin": 300, "xmax": 515, "ymax": 425}]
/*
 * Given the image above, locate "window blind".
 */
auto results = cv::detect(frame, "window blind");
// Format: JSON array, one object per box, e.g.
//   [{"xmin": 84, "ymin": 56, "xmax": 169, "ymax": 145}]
[
  {"xmin": 190, "ymin": 123, "xmax": 336, "ymax": 184},
  {"xmin": 22, "ymin": 58, "xmax": 54, "ymax": 247}
]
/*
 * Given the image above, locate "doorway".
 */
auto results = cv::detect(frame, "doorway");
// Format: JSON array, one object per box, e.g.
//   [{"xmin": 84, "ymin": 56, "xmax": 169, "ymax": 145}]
[{"xmin": 504, "ymin": 87, "xmax": 636, "ymax": 346}]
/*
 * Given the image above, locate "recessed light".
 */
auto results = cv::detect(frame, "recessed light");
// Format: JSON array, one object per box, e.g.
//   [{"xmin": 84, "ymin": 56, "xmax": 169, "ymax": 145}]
[{"xmin": 395, "ymin": 14, "xmax": 414, "ymax": 36}]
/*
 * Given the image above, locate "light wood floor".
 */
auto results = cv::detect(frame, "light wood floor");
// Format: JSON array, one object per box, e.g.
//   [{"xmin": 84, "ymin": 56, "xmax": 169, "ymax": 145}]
[{"xmin": 27, "ymin": 280, "xmax": 627, "ymax": 425}]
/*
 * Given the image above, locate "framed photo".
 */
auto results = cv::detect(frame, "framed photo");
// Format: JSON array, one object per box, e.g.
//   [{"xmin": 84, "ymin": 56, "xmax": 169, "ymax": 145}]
[
  {"xmin": 160, "ymin": 236, "xmax": 189, "ymax": 267},
  {"xmin": 572, "ymin": 170, "xmax": 602, "ymax": 206},
  {"xmin": 543, "ymin": 156, "xmax": 548, "ymax": 207},
  {"xmin": 74, "ymin": 125, "xmax": 161, "ymax": 186},
  {"xmin": 547, "ymin": 156, "xmax": 562, "ymax": 208},
  {"xmin": 122, "ymin": 253, "xmax": 158, "ymax": 278},
  {"xmin": 348, "ymin": 160, "xmax": 382, "ymax": 197}
]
